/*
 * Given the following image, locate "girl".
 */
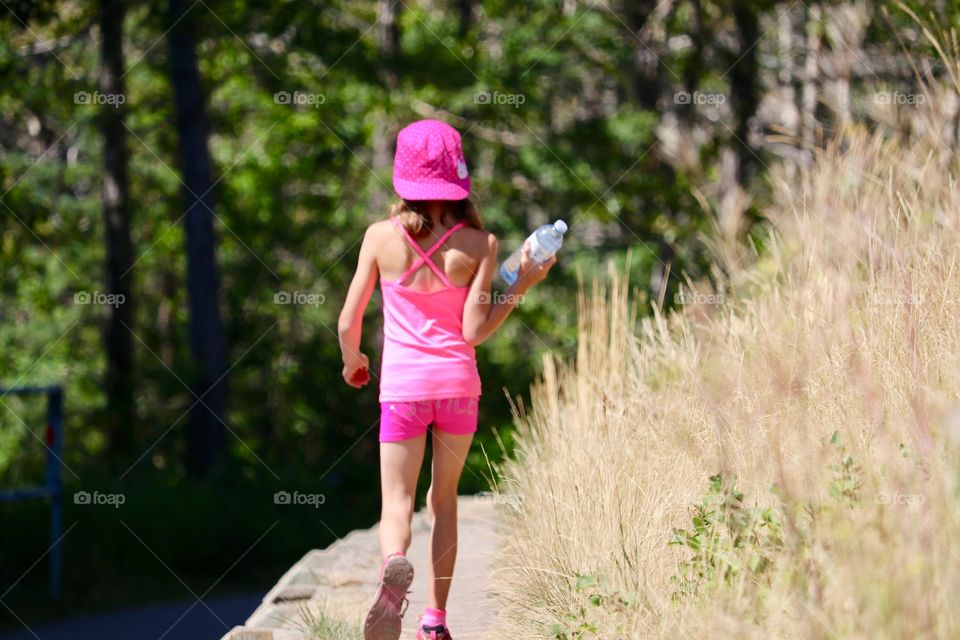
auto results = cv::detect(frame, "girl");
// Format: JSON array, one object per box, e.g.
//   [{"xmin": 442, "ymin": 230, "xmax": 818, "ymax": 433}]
[{"xmin": 338, "ymin": 119, "xmax": 555, "ymax": 640}]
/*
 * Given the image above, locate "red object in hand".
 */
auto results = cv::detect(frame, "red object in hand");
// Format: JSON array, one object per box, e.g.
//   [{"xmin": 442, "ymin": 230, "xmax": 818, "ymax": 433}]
[
  {"xmin": 350, "ymin": 366, "xmax": 370, "ymax": 387},
  {"xmin": 342, "ymin": 353, "xmax": 371, "ymax": 388}
]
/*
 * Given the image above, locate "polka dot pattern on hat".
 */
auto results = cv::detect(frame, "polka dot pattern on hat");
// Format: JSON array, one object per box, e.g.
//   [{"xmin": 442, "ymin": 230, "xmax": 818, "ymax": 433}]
[{"xmin": 393, "ymin": 119, "xmax": 471, "ymax": 201}]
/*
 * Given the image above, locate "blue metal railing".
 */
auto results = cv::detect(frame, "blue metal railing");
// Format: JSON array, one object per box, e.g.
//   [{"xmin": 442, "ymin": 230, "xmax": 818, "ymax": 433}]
[{"xmin": 0, "ymin": 385, "xmax": 64, "ymax": 600}]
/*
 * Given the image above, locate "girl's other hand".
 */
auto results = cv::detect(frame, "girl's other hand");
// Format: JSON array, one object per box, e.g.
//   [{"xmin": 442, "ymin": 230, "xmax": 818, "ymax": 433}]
[
  {"xmin": 515, "ymin": 242, "xmax": 557, "ymax": 292},
  {"xmin": 342, "ymin": 353, "xmax": 371, "ymax": 388}
]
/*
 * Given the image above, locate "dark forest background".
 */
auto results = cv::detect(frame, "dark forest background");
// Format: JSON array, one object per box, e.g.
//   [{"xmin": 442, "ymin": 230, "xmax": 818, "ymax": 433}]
[{"xmin": 0, "ymin": 0, "xmax": 954, "ymax": 626}]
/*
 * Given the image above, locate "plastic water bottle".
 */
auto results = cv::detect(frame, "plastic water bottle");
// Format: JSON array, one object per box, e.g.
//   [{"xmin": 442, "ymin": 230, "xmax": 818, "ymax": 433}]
[{"xmin": 499, "ymin": 220, "xmax": 568, "ymax": 285}]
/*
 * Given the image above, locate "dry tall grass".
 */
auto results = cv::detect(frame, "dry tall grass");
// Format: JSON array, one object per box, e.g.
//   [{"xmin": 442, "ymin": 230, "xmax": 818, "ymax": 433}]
[{"xmin": 493, "ymin": 40, "xmax": 960, "ymax": 640}]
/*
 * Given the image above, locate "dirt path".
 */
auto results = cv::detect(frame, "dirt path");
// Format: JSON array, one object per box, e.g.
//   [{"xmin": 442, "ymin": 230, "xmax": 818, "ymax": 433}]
[{"xmin": 222, "ymin": 495, "xmax": 500, "ymax": 640}]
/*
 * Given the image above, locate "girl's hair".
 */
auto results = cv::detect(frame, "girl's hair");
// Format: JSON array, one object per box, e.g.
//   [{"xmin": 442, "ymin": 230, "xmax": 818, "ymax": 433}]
[{"xmin": 388, "ymin": 198, "xmax": 483, "ymax": 238}]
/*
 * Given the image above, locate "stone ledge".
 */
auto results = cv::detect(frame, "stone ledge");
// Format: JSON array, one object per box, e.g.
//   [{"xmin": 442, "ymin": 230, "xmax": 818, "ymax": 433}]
[{"xmin": 221, "ymin": 495, "xmax": 499, "ymax": 640}]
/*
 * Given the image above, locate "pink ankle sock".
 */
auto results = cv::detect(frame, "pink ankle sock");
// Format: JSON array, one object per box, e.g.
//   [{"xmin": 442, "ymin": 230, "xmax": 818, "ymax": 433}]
[{"xmin": 422, "ymin": 607, "xmax": 446, "ymax": 627}]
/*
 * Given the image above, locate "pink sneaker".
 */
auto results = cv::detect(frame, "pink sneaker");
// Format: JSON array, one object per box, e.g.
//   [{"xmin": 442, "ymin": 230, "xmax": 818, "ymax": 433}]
[
  {"xmin": 417, "ymin": 623, "xmax": 453, "ymax": 640},
  {"xmin": 363, "ymin": 554, "xmax": 414, "ymax": 640}
]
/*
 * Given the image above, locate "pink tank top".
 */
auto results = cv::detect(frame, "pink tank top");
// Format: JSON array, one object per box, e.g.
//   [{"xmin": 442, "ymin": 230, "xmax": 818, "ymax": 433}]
[{"xmin": 378, "ymin": 218, "xmax": 482, "ymax": 402}]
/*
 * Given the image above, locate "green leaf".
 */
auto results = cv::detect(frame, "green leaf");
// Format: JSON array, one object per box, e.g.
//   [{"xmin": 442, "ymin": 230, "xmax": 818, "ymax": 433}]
[
  {"xmin": 748, "ymin": 554, "xmax": 769, "ymax": 573},
  {"xmin": 709, "ymin": 474, "xmax": 723, "ymax": 493},
  {"xmin": 575, "ymin": 574, "xmax": 597, "ymax": 590}
]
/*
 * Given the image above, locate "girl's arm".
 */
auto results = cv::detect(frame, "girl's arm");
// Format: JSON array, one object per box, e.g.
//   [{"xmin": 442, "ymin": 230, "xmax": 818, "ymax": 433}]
[
  {"xmin": 462, "ymin": 235, "xmax": 555, "ymax": 346},
  {"xmin": 337, "ymin": 226, "xmax": 380, "ymax": 388}
]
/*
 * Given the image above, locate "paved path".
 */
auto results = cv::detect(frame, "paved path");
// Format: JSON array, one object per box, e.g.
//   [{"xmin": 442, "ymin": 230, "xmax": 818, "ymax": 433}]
[
  {"xmin": 400, "ymin": 497, "xmax": 499, "ymax": 638},
  {"xmin": 223, "ymin": 495, "xmax": 500, "ymax": 640}
]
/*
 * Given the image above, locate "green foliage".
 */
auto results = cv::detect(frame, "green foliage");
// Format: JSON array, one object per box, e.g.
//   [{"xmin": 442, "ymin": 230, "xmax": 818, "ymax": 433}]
[
  {"xmin": 0, "ymin": 468, "xmax": 374, "ymax": 626},
  {"xmin": 550, "ymin": 573, "xmax": 636, "ymax": 640},
  {"xmin": 668, "ymin": 438, "xmax": 865, "ymax": 604},
  {"xmin": 828, "ymin": 430, "xmax": 863, "ymax": 506},
  {"xmin": 669, "ymin": 474, "xmax": 784, "ymax": 599}
]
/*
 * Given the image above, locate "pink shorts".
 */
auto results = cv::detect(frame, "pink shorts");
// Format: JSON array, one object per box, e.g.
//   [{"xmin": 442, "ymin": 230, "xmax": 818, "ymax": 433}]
[{"xmin": 379, "ymin": 397, "xmax": 479, "ymax": 443}]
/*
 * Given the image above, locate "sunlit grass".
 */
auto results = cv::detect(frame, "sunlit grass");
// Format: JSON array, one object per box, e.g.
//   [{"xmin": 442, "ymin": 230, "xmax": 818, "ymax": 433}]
[
  {"xmin": 492, "ymin": 30, "xmax": 960, "ymax": 640},
  {"xmin": 299, "ymin": 602, "xmax": 363, "ymax": 640}
]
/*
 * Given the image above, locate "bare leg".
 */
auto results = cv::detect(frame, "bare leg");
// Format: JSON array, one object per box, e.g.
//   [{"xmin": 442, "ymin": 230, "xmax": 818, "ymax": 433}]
[
  {"xmin": 426, "ymin": 430, "xmax": 473, "ymax": 610},
  {"xmin": 379, "ymin": 435, "xmax": 426, "ymax": 557}
]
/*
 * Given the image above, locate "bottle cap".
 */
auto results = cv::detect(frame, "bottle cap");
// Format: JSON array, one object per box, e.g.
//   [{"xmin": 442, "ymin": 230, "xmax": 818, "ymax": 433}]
[{"xmin": 554, "ymin": 219, "xmax": 568, "ymax": 234}]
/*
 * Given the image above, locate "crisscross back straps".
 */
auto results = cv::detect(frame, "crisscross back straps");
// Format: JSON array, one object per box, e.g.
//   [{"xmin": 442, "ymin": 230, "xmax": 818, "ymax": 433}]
[{"xmin": 390, "ymin": 217, "xmax": 466, "ymax": 287}]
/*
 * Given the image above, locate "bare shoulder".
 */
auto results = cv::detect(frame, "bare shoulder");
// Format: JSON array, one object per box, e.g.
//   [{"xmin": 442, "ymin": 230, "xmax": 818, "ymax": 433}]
[
  {"xmin": 367, "ymin": 219, "xmax": 395, "ymax": 235},
  {"xmin": 457, "ymin": 226, "xmax": 498, "ymax": 258},
  {"xmin": 364, "ymin": 219, "xmax": 396, "ymax": 245}
]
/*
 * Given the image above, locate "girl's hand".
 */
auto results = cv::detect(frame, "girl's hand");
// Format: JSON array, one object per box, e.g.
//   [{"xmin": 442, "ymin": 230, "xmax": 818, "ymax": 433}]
[
  {"xmin": 515, "ymin": 242, "xmax": 557, "ymax": 293},
  {"xmin": 342, "ymin": 353, "xmax": 370, "ymax": 388}
]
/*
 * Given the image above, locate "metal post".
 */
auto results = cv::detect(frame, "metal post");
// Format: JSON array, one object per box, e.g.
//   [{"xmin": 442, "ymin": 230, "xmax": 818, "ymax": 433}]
[{"xmin": 44, "ymin": 386, "xmax": 63, "ymax": 600}]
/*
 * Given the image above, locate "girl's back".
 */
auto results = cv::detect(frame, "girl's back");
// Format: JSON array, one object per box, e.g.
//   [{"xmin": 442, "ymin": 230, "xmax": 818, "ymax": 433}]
[
  {"xmin": 371, "ymin": 219, "xmax": 487, "ymax": 291},
  {"xmin": 373, "ymin": 215, "xmax": 486, "ymax": 402}
]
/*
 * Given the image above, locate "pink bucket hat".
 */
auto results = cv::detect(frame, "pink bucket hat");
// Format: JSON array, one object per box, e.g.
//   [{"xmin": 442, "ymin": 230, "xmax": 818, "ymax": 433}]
[{"xmin": 392, "ymin": 119, "xmax": 470, "ymax": 201}]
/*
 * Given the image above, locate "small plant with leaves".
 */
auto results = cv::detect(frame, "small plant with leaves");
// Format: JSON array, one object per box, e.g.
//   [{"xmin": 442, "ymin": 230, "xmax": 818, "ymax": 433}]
[
  {"xmin": 669, "ymin": 474, "xmax": 783, "ymax": 599},
  {"xmin": 550, "ymin": 573, "xmax": 636, "ymax": 640},
  {"xmin": 298, "ymin": 602, "xmax": 363, "ymax": 640},
  {"xmin": 828, "ymin": 430, "xmax": 862, "ymax": 506}
]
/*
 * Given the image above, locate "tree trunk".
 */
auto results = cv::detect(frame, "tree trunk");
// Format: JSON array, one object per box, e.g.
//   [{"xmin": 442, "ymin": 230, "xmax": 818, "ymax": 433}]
[
  {"xmin": 619, "ymin": 1, "xmax": 679, "ymax": 301},
  {"xmin": 369, "ymin": 0, "xmax": 403, "ymax": 217},
  {"xmin": 778, "ymin": 4, "xmax": 798, "ymax": 138},
  {"xmin": 167, "ymin": 0, "xmax": 228, "ymax": 478},
  {"xmin": 624, "ymin": 1, "xmax": 661, "ymax": 110},
  {"xmin": 369, "ymin": 112, "xmax": 393, "ymax": 217},
  {"xmin": 99, "ymin": 0, "xmax": 135, "ymax": 456},
  {"xmin": 679, "ymin": 0, "xmax": 705, "ymax": 124},
  {"xmin": 777, "ymin": 4, "xmax": 804, "ymax": 178},
  {"xmin": 456, "ymin": 0, "xmax": 474, "ymax": 37},
  {"xmin": 378, "ymin": 0, "xmax": 402, "ymax": 90},
  {"xmin": 802, "ymin": 3, "xmax": 822, "ymax": 160},
  {"xmin": 730, "ymin": 0, "xmax": 760, "ymax": 186}
]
